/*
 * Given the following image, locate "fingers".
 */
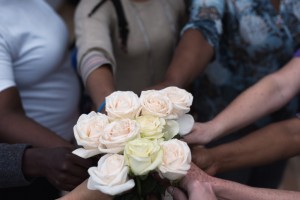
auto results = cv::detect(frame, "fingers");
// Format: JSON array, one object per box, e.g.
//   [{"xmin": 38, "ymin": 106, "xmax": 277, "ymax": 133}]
[
  {"xmin": 67, "ymin": 152, "xmax": 95, "ymax": 169},
  {"xmin": 167, "ymin": 186, "xmax": 188, "ymax": 200},
  {"xmin": 182, "ymin": 123, "xmax": 215, "ymax": 145}
]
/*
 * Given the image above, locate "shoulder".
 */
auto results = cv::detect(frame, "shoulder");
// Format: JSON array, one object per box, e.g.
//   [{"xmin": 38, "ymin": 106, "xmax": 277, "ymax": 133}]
[{"xmin": 0, "ymin": 29, "xmax": 13, "ymax": 57}]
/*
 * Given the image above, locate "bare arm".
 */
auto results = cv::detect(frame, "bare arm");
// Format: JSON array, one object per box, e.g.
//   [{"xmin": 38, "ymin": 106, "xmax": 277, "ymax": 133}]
[
  {"xmin": 184, "ymin": 58, "xmax": 300, "ymax": 144},
  {"xmin": 172, "ymin": 163, "xmax": 300, "ymax": 200},
  {"xmin": 0, "ymin": 87, "xmax": 71, "ymax": 148},
  {"xmin": 57, "ymin": 179, "xmax": 112, "ymax": 200},
  {"xmin": 192, "ymin": 118, "xmax": 300, "ymax": 174},
  {"xmin": 151, "ymin": 29, "xmax": 214, "ymax": 89},
  {"xmin": 213, "ymin": 177, "xmax": 300, "ymax": 200},
  {"xmin": 85, "ymin": 65, "xmax": 115, "ymax": 110}
]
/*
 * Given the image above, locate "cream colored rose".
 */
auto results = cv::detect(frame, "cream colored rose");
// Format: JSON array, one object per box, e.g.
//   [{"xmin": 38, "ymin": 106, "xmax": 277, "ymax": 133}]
[
  {"xmin": 136, "ymin": 115, "xmax": 166, "ymax": 139},
  {"xmin": 124, "ymin": 138, "xmax": 163, "ymax": 176},
  {"xmin": 160, "ymin": 86, "xmax": 193, "ymax": 118},
  {"xmin": 73, "ymin": 111, "xmax": 109, "ymax": 158},
  {"xmin": 99, "ymin": 118, "xmax": 140, "ymax": 154},
  {"xmin": 105, "ymin": 91, "xmax": 141, "ymax": 120},
  {"xmin": 158, "ymin": 139, "xmax": 191, "ymax": 180},
  {"xmin": 87, "ymin": 154, "xmax": 135, "ymax": 196},
  {"xmin": 140, "ymin": 90, "xmax": 173, "ymax": 119}
]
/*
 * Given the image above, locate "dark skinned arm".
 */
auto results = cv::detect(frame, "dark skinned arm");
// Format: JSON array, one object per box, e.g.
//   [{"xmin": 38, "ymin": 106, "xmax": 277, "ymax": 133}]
[
  {"xmin": 192, "ymin": 118, "xmax": 300, "ymax": 175},
  {"xmin": 85, "ymin": 65, "xmax": 115, "ymax": 110},
  {"xmin": 151, "ymin": 29, "xmax": 214, "ymax": 89},
  {"xmin": 0, "ymin": 87, "xmax": 71, "ymax": 148}
]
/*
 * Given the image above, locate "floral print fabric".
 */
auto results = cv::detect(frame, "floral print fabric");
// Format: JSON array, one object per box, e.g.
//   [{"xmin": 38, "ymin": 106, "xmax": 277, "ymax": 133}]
[{"xmin": 184, "ymin": 0, "xmax": 300, "ymax": 123}]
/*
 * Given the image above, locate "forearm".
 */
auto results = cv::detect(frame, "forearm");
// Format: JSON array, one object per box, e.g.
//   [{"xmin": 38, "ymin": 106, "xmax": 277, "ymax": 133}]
[
  {"xmin": 0, "ymin": 87, "xmax": 71, "ymax": 147},
  {"xmin": 213, "ymin": 177, "xmax": 300, "ymax": 200},
  {"xmin": 85, "ymin": 65, "xmax": 115, "ymax": 110},
  {"xmin": 211, "ymin": 118, "xmax": 300, "ymax": 174},
  {"xmin": 0, "ymin": 112, "xmax": 70, "ymax": 148},
  {"xmin": 58, "ymin": 180, "xmax": 112, "ymax": 200},
  {"xmin": 157, "ymin": 29, "xmax": 214, "ymax": 89},
  {"xmin": 211, "ymin": 58, "xmax": 300, "ymax": 138}
]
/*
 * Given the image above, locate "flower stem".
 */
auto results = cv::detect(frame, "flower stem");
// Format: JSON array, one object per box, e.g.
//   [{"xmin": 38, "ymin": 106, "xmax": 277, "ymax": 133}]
[{"xmin": 136, "ymin": 177, "xmax": 144, "ymax": 200}]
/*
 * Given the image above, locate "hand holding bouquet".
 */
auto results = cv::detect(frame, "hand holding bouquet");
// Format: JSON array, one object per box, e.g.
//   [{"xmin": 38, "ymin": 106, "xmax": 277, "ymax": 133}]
[{"xmin": 72, "ymin": 87, "xmax": 194, "ymax": 199}]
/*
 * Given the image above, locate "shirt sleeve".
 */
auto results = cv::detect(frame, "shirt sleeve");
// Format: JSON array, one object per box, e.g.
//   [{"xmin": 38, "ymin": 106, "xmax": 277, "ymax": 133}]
[
  {"xmin": 294, "ymin": 49, "xmax": 300, "ymax": 57},
  {"xmin": 0, "ymin": 143, "xmax": 32, "ymax": 188},
  {"xmin": 75, "ymin": 0, "xmax": 117, "ymax": 86},
  {"xmin": 0, "ymin": 33, "xmax": 16, "ymax": 92},
  {"xmin": 182, "ymin": 0, "xmax": 225, "ymax": 58}
]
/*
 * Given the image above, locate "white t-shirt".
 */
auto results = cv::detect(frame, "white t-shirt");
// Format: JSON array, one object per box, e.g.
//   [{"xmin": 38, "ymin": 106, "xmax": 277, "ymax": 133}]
[{"xmin": 0, "ymin": 0, "xmax": 80, "ymax": 141}]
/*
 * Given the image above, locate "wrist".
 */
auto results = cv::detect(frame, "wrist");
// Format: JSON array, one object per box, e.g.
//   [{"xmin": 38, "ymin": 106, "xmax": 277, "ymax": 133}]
[
  {"xmin": 207, "ymin": 119, "xmax": 225, "ymax": 141},
  {"xmin": 22, "ymin": 147, "xmax": 43, "ymax": 178},
  {"xmin": 207, "ymin": 148, "xmax": 223, "ymax": 175},
  {"xmin": 163, "ymin": 75, "xmax": 185, "ymax": 88},
  {"xmin": 210, "ymin": 176, "xmax": 227, "ymax": 198}
]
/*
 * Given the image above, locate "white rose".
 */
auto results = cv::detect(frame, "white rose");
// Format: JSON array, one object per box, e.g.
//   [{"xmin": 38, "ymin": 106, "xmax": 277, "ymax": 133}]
[
  {"xmin": 73, "ymin": 111, "xmax": 109, "ymax": 158},
  {"xmin": 158, "ymin": 139, "xmax": 191, "ymax": 180},
  {"xmin": 136, "ymin": 115, "xmax": 166, "ymax": 139},
  {"xmin": 124, "ymin": 138, "xmax": 163, "ymax": 176},
  {"xmin": 87, "ymin": 154, "xmax": 135, "ymax": 196},
  {"xmin": 160, "ymin": 86, "xmax": 193, "ymax": 118},
  {"xmin": 105, "ymin": 91, "xmax": 141, "ymax": 120},
  {"xmin": 140, "ymin": 90, "xmax": 173, "ymax": 119},
  {"xmin": 99, "ymin": 118, "xmax": 140, "ymax": 153}
]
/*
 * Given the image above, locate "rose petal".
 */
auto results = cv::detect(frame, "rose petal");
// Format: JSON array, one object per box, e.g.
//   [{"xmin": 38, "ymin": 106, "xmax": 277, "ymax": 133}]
[
  {"xmin": 177, "ymin": 114, "xmax": 194, "ymax": 136},
  {"xmin": 72, "ymin": 148, "xmax": 100, "ymax": 158},
  {"xmin": 164, "ymin": 120, "xmax": 179, "ymax": 140}
]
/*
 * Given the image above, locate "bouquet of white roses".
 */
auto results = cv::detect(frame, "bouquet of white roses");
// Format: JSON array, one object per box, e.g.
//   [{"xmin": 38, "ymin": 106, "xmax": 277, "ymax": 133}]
[{"xmin": 72, "ymin": 87, "xmax": 194, "ymax": 199}]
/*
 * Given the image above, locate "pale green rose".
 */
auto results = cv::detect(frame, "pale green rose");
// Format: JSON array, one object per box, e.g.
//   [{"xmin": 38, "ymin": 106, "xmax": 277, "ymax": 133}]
[
  {"xmin": 124, "ymin": 138, "xmax": 163, "ymax": 176},
  {"xmin": 164, "ymin": 120, "xmax": 179, "ymax": 140},
  {"xmin": 136, "ymin": 115, "xmax": 166, "ymax": 139}
]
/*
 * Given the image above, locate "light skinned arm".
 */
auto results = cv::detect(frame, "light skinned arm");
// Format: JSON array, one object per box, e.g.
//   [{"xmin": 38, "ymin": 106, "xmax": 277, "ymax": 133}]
[
  {"xmin": 184, "ymin": 57, "xmax": 300, "ymax": 144},
  {"xmin": 170, "ymin": 163, "xmax": 300, "ymax": 200},
  {"xmin": 151, "ymin": 29, "xmax": 214, "ymax": 90},
  {"xmin": 85, "ymin": 65, "xmax": 115, "ymax": 110},
  {"xmin": 213, "ymin": 176, "xmax": 300, "ymax": 200},
  {"xmin": 191, "ymin": 117, "xmax": 300, "ymax": 175},
  {"xmin": 57, "ymin": 179, "xmax": 112, "ymax": 200},
  {"xmin": 0, "ymin": 87, "xmax": 71, "ymax": 148}
]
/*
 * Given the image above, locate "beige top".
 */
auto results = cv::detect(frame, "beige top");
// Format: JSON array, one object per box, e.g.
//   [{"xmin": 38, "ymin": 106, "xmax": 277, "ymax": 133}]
[{"xmin": 75, "ymin": 0, "xmax": 185, "ymax": 94}]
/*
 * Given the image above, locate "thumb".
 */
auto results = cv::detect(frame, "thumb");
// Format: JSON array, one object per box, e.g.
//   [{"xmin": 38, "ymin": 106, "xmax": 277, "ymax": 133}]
[{"xmin": 167, "ymin": 186, "xmax": 188, "ymax": 200}]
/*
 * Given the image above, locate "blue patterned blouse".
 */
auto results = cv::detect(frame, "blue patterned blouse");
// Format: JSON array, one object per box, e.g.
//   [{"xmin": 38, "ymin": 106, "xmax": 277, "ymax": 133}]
[{"xmin": 184, "ymin": 0, "xmax": 300, "ymax": 125}]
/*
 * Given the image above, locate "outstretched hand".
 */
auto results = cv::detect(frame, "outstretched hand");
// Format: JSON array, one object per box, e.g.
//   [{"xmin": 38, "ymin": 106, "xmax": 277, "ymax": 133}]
[
  {"xmin": 191, "ymin": 146, "xmax": 218, "ymax": 176},
  {"xmin": 182, "ymin": 122, "xmax": 219, "ymax": 145},
  {"xmin": 23, "ymin": 146, "xmax": 95, "ymax": 191},
  {"xmin": 168, "ymin": 163, "xmax": 217, "ymax": 200}
]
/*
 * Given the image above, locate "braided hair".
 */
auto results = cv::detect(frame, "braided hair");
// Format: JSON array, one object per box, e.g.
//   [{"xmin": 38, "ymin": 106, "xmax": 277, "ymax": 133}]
[{"xmin": 88, "ymin": 0, "xmax": 129, "ymax": 52}]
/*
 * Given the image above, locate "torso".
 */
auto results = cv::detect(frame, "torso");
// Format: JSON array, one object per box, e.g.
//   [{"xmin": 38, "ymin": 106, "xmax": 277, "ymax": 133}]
[
  {"xmin": 0, "ymin": 0, "xmax": 80, "ymax": 141},
  {"xmin": 112, "ymin": 0, "xmax": 186, "ymax": 93},
  {"xmin": 189, "ymin": 0, "xmax": 300, "ymax": 123}
]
